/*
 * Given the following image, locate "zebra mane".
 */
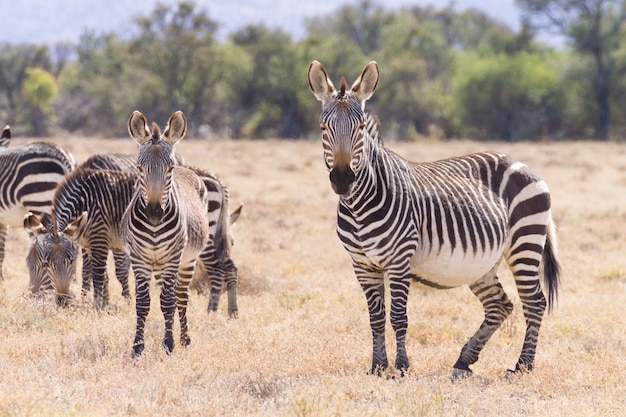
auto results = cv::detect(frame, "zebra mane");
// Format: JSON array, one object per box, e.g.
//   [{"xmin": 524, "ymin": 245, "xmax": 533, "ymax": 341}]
[
  {"xmin": 364, "ymin": 107, "xmax": 383, "ymax": 146},
  {"xmin": 338, "ymin": 77, "xmax": 348, "ymax": 100},
  {"xmin": 151, "ymin": 122, "xmax": 161, "ymax": 143}
]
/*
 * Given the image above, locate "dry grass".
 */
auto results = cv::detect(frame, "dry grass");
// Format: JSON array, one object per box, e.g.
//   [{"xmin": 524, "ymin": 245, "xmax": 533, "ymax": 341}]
[{"xmin": 0, "ymin": 136, "xmax": 624, "ymax": 416}]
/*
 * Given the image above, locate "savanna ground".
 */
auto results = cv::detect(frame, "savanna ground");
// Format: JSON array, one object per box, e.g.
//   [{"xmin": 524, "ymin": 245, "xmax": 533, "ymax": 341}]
[{"xmin": 0, "ymin": 134, "xmax": 625, "ymax": 417}]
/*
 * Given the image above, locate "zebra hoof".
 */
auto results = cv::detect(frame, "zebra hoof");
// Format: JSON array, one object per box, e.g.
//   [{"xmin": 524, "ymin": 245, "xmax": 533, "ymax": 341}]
[
  {"xmin": 451, "ymin": 367, "xmax": 473, "ymax": 380},
  {"xmin": 132, "ymin": 343, "xmax": 144, "ymax": 358},
  {"xmin": 163, "ymin": 338, "xmax": 174, "ymax": 355},
  {"xmin": 180, "ymin": 334, "xmax": 191, "ymax": 347},
  {"xmin": 367, "ymin": 364, "xmax": 388, "ymax": 377},
  {"xmin": 229, "ymin": 310, "xmax": 239, "ymax": 319},
  {"xmin": 503, "ymin": 363, "xmax": 532, "ymax": 379}
]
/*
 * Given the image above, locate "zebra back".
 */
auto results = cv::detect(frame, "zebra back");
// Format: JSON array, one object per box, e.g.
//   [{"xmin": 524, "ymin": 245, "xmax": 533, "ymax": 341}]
[{"xmin": 0, "ymin": 140, "xmax": 76, "ymax": 223}]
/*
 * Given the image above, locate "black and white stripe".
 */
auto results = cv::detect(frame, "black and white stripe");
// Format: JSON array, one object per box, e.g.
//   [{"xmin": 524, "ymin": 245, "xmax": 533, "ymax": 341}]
[
  {"xmin": 122, "ymin": 111, "xmax": 210, "ymax": 356},
  {"xmin": 0, "ymin": 125, "xmax": 75, "ymax": 281},
  {"xmin": 309, "ymin": 61, "xmax": 561, "ymax": 377}
]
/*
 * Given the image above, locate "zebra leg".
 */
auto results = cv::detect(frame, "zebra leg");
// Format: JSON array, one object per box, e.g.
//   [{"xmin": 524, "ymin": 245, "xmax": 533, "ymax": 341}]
[
  {"xmin": 90, "ymin": 245, "xmax": 111, "ymax": 309},
  {"xmin": 508, "ymin": 268, "xmax": 547, "ymax": 374},
  {"xmin": 176, "ymin": 260, "xmax": 196, "ymax": 347},
  {"xmin": 198, "ymin": 243, "xmax": 224, "ymax": 314},
  {"xmin": 81, "ymin": 248, "xmax": 92, "ymax": 296},
  {"xmin": 0, "ymin": 224, "xmax": 7, "ymax": 280},
  {"xmin": 356, "ymin": 266, "xmax": 388, "ymax": 375},
  {"xmin": 224, "ymin": 258, "xmax": 239, "ymax": 318},
  {"xmin": 452, "ymin": 268, "xmax": 513, "ymax": 379},
  {"xmin": 159, "ymin": 263, "xmax": 179, "ymax": 354},
  {"xmin": 113, "ymin": 249, "xmax": 131, "ymax": 298},
  {"xmin": 388, "ymin": 270, "xmax": 411, "ymax": 375},
  {"xmin": 132, "ymin": 268, "xmax": 151, "ymax": 357}
]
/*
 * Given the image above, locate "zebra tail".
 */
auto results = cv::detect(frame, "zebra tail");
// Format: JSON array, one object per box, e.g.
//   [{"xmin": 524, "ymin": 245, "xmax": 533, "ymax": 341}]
[
  {"xmin": 542, "ymin": 217, "xmax": 561, "ymax": 313},
  {"xmin": 213, "ymin": 184, "xmax": 232, "ymax": 260}
]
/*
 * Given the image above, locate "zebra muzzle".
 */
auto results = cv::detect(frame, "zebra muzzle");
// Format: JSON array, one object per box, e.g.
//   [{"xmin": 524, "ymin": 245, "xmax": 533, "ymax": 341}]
[
  {"xmin": 146, "ymin": 201, "xmax": 164, "ymax": 226},
  {"xmin": 330, "ymin": 165, "xmax": 356, "ymax": 195}
]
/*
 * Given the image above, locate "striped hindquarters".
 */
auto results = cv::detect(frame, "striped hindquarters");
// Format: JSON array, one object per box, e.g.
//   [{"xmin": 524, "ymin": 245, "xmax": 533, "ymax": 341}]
[{"xmin": 0, "ymin": 142, "xmax": 75, "ymax": 222}]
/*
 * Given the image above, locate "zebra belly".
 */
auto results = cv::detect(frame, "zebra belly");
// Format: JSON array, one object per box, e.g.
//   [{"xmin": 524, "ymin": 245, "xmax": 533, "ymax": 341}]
[{"xmin": 409, "ymin": 245, "xmax": 505, "ymax": 289}]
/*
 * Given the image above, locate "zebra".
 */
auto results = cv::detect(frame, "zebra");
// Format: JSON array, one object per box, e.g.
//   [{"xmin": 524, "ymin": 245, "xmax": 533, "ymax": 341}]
[
  {"xmin": 24, "ymin": 158, "xmax": 138, "ymax": 306},
  {"xmin": 72, "ymin": 153, "xmax": 136, "ymax": 300},
  {"xmin": 0, "ymin": 125, "xmax": 76, "ymax": 281},
  {"xmin": 122, "ymin": 110, "xmax": 210, "ymax": 356},
  {"xmin": 308, "ymin": 61, "xmax": 561, "ymax": 378},
  {"xmin": 24, "ymin": 212, "xmax": 77, "ymax": 305}
]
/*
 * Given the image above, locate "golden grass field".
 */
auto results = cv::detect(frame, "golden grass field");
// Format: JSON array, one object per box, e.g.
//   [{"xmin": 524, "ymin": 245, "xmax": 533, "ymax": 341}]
[{"xmin": 0, "ymin": 135, "xmax": 624, "ymax": 416}]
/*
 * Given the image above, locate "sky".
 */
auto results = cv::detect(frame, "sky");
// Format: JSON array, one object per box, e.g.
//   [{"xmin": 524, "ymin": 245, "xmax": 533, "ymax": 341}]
[{"xmin": 2, "ymin": 0, "xmax": 525, "ymax": 45}]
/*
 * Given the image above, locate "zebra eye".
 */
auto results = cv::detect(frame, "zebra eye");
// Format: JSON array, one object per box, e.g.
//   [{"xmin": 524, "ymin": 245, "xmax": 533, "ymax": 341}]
[{"xmin": 320, "ymin": 123, "xmax": 328, "ymax": 131}]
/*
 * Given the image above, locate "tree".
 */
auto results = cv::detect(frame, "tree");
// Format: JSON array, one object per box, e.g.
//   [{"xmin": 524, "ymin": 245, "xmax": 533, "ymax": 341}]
[
  {"xmin": 454, "ymin": 52, "xmax": 566, "ymax": 140},
  {"xmin": 517, "ymin": 0, "xmax": 626, "ymax": 140},
  {"xmin": 305, "ymin": 0, "xmax": 393, "ymax": 55},
  {"xmin": 22, "ymin": 68, "xmax": 58, "ymax": 136},
  {"xmin": 129, "ymin": 1, "xmax": 219, "ymax": 128},
  {"xmin": 0, "ymin": 43, "xmax": 51, "ymax": 129},
  {"xmin": 232, "ymin": 25, "xmax": 307, "ymax": 138}
]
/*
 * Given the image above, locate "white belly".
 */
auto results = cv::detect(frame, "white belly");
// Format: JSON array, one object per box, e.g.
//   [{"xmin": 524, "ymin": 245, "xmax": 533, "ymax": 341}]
[{"xmin": 410, "ymin": 244, "xmax": 505, "ymax": 288}]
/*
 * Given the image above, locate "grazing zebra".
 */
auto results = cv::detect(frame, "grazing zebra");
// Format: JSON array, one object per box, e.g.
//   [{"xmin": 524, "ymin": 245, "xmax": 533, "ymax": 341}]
[
  {"xmin": 0, "ymin": 125, "xmax": 76, "ymax": 281},
  {"xmin": 25, "ymin": 159, "xmax": 138, "ymax": 306},
  {"xmin": 308, "ymin": 61, "xmax": 561, "ymax": 378},
  {"xmin": 122, "ymin": 110, "xmax": 210, "ymax": 356},
  {"xmin": 24, "ymin": 212, "xmax": 78, "ymax": 305}
]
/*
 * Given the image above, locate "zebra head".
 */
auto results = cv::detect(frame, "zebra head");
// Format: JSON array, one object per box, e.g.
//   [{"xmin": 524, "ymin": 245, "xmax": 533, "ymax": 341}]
[
  {"xmin": 24, "ymin": 212, "xmax": 79, "ymax": 306},
  {"xmin": 128, "ymin": 110, "xmax": 187, "ymax": 226},
  {"xmin": 308, "ymin": 60, "xmax": 379, "ymax": 195}
]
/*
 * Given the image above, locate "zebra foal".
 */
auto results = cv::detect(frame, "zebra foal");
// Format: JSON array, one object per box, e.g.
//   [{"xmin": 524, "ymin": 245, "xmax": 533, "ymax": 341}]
[
  {"xmin": 122, "ymin": 110, "xmax": 210, "ymax": 356},
  {"xmin": 0, "ymin": 125, "xmax": 75, "ymax": 282},
  {"xmin": 308, "ymin": 61, "xmax": 560, "ymax": 378}
]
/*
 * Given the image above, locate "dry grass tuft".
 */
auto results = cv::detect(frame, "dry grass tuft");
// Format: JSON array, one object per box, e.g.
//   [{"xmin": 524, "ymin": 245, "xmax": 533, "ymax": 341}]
[{"xmin": 0, "ymin": 137, "xmax": 624, "ymax": 416}]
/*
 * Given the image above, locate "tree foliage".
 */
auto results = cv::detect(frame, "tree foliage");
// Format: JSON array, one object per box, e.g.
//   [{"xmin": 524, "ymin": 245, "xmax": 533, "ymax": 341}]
[
  {"xmin": 2, "ymin": 1, "xmax": 626, "ymax": 140},
  {"xmin": 517, "ymin": 0, "xmax": 626, "ymax": 140}
]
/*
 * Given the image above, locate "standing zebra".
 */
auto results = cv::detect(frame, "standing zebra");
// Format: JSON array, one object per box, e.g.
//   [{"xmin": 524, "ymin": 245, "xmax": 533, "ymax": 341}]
[
  {"xmin": 122, "ymin": 110, "xmax": 210, "ymax": 356},
  {"xmin": 71, "ymin": 153, "xmax": 136, "ymax": 301},
  {"xmin": 308, "ymin": 61, "xmax": 560, "ymax": 377},
  {"xmin": 0, "ymin": 125, "xmax": 76, "ymax": 281}
]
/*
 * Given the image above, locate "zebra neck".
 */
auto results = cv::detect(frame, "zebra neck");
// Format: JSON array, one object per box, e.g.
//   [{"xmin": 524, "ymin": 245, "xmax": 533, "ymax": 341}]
[{"xmin": 340, "ymin": 135, "xmax": 385, "ymax": 209}]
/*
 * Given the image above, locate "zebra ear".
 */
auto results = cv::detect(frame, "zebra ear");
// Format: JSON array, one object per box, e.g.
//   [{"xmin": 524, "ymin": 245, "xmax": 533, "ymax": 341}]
[
  {"xmin": 351, "ymin": 61, "xmax": 379, "ymax": 105},
  {"xmin": 308, "ymin": 60, "xmax": 336, "ymax": 104},
  {"xmin": 24, "ymin": 212, "xmax": 46, "ymax": 241},
  {"xmin": 1, "ymin": 125, "xmax": 10, "ymax": 147},
  {"xmin": 163, "ymin": 111, "xmax": 187, "ymax": 145},
  {"xmin": 229, "ymin": 203, "xmax": 243, "ymax": 225},
  {"xmin": 128, "ymin": 111, "xmax": 151, "ymax": 145},
  {"xmin": 64, "ymin": 211, "xmax": 88, "ymax": 238}
]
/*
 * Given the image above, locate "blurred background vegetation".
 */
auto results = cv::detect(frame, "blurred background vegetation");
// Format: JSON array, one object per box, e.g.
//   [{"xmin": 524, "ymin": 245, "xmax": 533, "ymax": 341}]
[{"xmin": 1, "ymin": 0, "xmax": 626, "ymax": 141}]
